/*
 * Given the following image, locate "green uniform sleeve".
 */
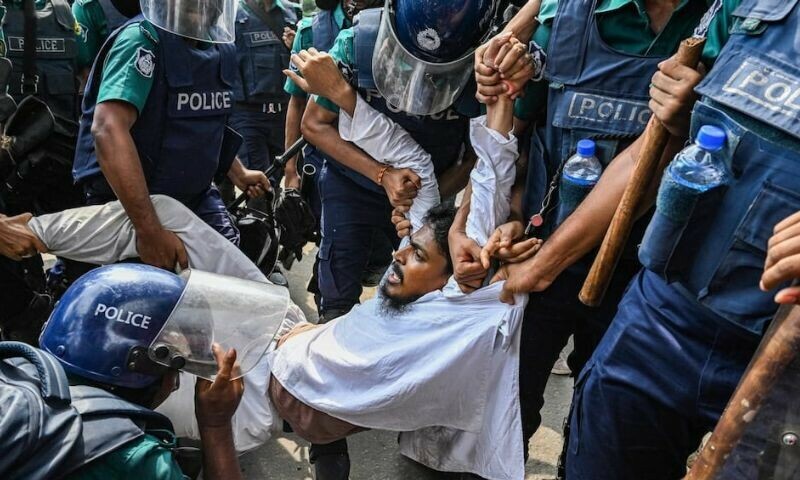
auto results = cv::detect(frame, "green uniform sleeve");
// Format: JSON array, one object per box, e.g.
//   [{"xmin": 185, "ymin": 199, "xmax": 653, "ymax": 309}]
[
  {"xmin": 96, "ymin": 22, "xmax": 158, "ymax": 114},
  {"xmin": 313, "ymin": 28, "xmax": 355, "ymax": 114},
  {"xmin": 284, "ymin": 18, "xmax": 314, "ymax": 98},
  {"xmin": 513, "ymin": 0, "xmax": 557, "ymax": 121},
  {"xmin": 73, "ymin": 0, "xmax": 110, "ymax": 70},
  {"xmin": 66, "ymin": 434, "xmax": 186, "ymax": 480},
  {"xmin": 701, "ymin": 0, "xmax": 742, "ymax": 68}
]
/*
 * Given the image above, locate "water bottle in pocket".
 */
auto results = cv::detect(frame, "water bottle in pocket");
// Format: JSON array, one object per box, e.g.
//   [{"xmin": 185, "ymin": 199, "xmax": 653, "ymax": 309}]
[
  {"xmin": 556, "ymin": 139, "xmax": 602, "ymax": 225},
  {"xmin": 639, "ymin": 125, "xmax": 730, "ymax": 279}
]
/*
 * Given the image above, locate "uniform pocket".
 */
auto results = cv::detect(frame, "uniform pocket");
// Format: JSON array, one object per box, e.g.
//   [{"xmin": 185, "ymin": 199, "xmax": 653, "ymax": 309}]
[
  {"xmin": 249, "ymin": 50, "xmax": 285, "ymax": 97},
  {"xmin": 703, "ymin": 182, "xmax": 800, "ymax": 329},
  {"xmin": 639, "ymin": 176, "xmax": 727, "ymax": 282}
]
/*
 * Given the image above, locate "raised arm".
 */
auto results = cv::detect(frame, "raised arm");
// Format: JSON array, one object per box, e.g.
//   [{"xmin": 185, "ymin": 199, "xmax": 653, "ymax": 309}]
[{"xmin": 285, "ymin": 50, "xmax": 421, "ymax": 209}]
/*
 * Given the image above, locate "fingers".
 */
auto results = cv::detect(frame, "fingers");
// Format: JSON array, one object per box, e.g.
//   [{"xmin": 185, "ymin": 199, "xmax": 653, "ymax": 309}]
[
  {"xmin": 499, "ymin": 285, "xmax": 516, "ymax": 305},
  {"xmin": 497, "ymin": 41, "xmax": 528, "ymax": 77},
  {"xmin": 481, "ymin": 230, "xmax": 503, "ymax": 269},
  {"xmin": 213, "ymin": 347, "xmax": 237, "ymax": 387},
  {"xmin": 477, "ymin": 82, "xmax": 508, "ymax": 97},
  {"xmin": 176, "ymin": 238, "xmax": 189, "ymax": 270},
  {"xmin": 493, "ymin": 42, "xmax": 515, "ymax": 71},
  {"xmin": 489, "ymin": 266, "xmax": 516, "ymax": 305},
  {"xmin": 658, "ymin": 59, "xmax": 702, "ymax": 82},
  {"xmin": 457, "ymin": 278, "xmax": 483, "ymax": 294},
  {"xmin": 283, "ymin": 69, "xmax": 309, "ymax": 91},
  {"xmin": 649, "ymin": 78, "xmax": 674, "ymax": 105},
  {"xmin": 773, "ymin": 210, "xmax": 800, "ymax": 236},
  {"xmin": 497, "ymin": 238, "xmax": 543, "ymax": 263},
  {"xmin": 482, "ymin": 32, "xmax": 513, "ymax": 68},
  {"xmin": 475, "ymin": 62, "xmax": 501, "ymax": 85},
  {"xmin": 401, "ymin": 169, "xmax": 422, "ymax": 189},
  {"xmin": 761, "ymin": 253, "xmax": 800, "ymax": 291},
  {"xmin": 764, "ymin": 235, "xmax": 800, "ymax": 272},
  {"xmin": 775, "ymin": 286, "xmax": 800, "ymax": 305},
  {"xmin": 651, "ymin": 70, "xmax": 682, "ymax": 92}
]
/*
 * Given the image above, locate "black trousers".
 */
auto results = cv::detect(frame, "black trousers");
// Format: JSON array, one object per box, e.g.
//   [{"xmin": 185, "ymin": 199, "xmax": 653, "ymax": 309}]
[{"xmin": 518, "ymin": 257, "xmax": 641, "ymax": 459}]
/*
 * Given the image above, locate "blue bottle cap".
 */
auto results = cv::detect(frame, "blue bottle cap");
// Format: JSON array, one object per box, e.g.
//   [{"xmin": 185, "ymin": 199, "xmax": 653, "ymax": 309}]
[
  {"xmin": 696, "ymin": 125, "xmax": 726, "ymax": 152},
  {"xmin": 577, "ymin": 139, "xmax": 595, "ymax": 156}
]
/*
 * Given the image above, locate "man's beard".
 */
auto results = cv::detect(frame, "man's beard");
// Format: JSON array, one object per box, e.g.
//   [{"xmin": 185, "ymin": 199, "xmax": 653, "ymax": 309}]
[{"xmin": 378, "ymin": 263, "xmax": 420, "ymax": 315}]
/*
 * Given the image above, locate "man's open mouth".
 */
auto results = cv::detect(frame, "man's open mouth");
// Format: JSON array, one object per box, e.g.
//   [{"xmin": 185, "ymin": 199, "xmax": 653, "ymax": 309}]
[{"xmin": 386, "ymin": 263, "xmax": 403, "ymax": 285}]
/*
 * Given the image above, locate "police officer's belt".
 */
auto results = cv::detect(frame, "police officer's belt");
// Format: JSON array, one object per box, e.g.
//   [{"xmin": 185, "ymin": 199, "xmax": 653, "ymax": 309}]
[{"xmin": 235, "ymin": 101, "xmax": 286, "ymax": 114}]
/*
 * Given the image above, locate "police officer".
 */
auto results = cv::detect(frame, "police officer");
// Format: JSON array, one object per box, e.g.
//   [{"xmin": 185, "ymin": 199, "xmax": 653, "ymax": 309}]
[
  {"xmin": 1, "ymin": 0, "xmax": 82, "ymax": 119},
  {"xmin": 31, "ymin": 263, "xmax": 274, "ymax": 479},
  {"xmin": 230, "ymin": 0, "xmax": 299, "ymax": 190},
  {"xmin": 304, "ymin": 0, "xmax": 484, "ymax": 323},
  {"xmin": 283, "ymin": 0, "xmax": 380, "ymax": 308},
  {"xmin": 0, "ymin": 0, "xmax": 83, "ymax": 346},
  {"xmin": 72, "ymin": 0, "xmax": 140, "ymax": 79},
  {"xmin": 464, "ymin": 0, "xmax": 711, "ymax": 461},
  {"xmin": 496, "ymin": 0, "xmax": 800, "ymax": 478},
  {"xmin": 72, "ymin": 0, "xmax": 271, "ymax": 271},
  {"xmin": 284, "ymin": 0, "xmax": 357, "ymax": 196}
]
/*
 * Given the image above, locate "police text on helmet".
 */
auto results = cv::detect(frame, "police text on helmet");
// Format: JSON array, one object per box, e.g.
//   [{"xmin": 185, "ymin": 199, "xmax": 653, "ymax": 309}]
[{"xmin": 94, "ymin": 303, "xmax": 152, "ymax": 329}]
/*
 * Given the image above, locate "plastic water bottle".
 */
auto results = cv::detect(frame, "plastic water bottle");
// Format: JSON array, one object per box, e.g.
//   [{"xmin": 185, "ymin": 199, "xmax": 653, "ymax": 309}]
[
  {"xmin": 639, "ymin": 125, "xmax": 730, "ymax": 274},
  {"xmin": 557, "ymin": 139, "xmax": 602, "ymax": 224},
  {"xmin": 667, "ymin": 125, "xmax": 729, "ymax": 191}
]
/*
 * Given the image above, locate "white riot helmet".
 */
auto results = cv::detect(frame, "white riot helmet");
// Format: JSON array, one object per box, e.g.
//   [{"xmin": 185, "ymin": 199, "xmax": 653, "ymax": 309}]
[{"xmin": 140, "ymin": 0, "xmax": 237, "ymax": 43}]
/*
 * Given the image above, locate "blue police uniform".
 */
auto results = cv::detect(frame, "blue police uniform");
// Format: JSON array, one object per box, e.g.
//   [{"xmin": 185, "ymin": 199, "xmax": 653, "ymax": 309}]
[
  {"xmin": 298, "ymin": 5, "xmax": 348, "ymax": 225},
  {"xmin": 73, "ymin": 16, "xmax": 241, "ymax": 244},
  {"xmin": 311, "ymin": 8, "xmax": 469, "ymax": 318},
  {"xmin": 230, "ymin": 1, "xmax": 298, "ymax": 185},
  {"xmin": 3, "ymin": 0, "xmax": 80, "ymax": 120},
  {"xmin": 567, "ymin": 0, "xmax": 800, "ymax": 478},
  {"xmin": 517, "ymin": 0, "xmax": 672, "ymax": 451},
  {"xmin": 311, "ymin": 7, "xmax": 340, "ymax": 52}
]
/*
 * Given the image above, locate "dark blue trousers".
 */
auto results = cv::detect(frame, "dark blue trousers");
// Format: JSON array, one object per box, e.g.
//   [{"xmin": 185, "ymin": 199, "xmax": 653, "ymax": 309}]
[
  {"xmin": 566, "ymin": 270, "xmax": 760, "ymax": 480},
  {"xmin": 316, "ymin": 161, "xmax": 398, "ymax": 315},
  {"xmin": 229, "ymin": 110, "xmax": 286, "ymax": 187}
]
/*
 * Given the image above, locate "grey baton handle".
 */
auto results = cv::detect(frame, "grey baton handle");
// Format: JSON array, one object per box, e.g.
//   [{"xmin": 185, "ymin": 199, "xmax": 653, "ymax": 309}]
[{"xmin": 227, "ymin": 137, "xmax": 308, "ymax": 210}]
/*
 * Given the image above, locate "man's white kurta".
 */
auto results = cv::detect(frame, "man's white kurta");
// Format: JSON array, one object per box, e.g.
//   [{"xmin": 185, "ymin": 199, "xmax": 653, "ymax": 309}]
[{"xmin": 272, "ymin": 101, "xmax": 528, "ymax": 480}]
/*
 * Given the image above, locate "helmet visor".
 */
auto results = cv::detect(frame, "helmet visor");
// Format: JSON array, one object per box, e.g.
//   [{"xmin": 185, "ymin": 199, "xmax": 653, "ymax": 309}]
[
  {"xmin": 140, "ymin": 0, "xmax": 237, "ymax": 43},
  {"xmin": 372, "ymin": 6, "xmax": 474, "ymax": 115},
  {"xmin": 149, "ymin": 270, "xmax": 290, "ymax": 381}
]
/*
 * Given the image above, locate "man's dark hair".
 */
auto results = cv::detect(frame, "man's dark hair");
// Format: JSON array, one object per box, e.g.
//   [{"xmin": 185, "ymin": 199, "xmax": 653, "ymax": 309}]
[{"xmin": 423, "ymin": 202, "xmax": 456, "ymax": 274}]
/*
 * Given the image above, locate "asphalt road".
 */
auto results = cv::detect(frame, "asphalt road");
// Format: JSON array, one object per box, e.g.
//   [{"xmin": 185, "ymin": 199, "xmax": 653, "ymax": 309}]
[{"xmin": 240, "ymin": 246, "xmax": 574, "ymax": 480}]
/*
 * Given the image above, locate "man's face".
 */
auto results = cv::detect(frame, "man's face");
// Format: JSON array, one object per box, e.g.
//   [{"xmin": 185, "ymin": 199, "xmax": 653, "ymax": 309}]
[
  {"xmin": 379, "ymin": 225, "xmax": 450, "ymax": 311},
  {"xmin": 184, "ymin": 0, "xmax": 220, "ymax": 30}
]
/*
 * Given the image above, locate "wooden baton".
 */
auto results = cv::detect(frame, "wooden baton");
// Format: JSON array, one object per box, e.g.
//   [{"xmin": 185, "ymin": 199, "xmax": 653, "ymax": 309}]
[
  {"xmin": 579, "ymin": 37, "xmax": 706, "ymax": 307},
  {"xmin": 685, "ymin": 303, "xmax": 800, "ymax": 480}
]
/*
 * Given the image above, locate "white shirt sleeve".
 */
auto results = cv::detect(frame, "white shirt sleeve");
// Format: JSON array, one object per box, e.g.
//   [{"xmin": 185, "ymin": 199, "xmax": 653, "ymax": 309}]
[
  {"xmin": 28, "ymin": 195, "xmax": 268, "ymax": 283},
  {"xmin": 465, "ymin": 116, "xmax": 518, "ymax": 246},
  {"xmin": 338, "ymin": 95, "xmax": 440, "ymax": 231}
]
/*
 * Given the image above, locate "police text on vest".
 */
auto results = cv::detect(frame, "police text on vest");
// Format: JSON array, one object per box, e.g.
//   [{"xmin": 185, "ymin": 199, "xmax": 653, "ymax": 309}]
[
  {"xmin": 176, "ymin": 91, "xmax": 233, "ymax": 112},
  {"xmin": 567, "ymin": 92, "xmax": 651, "ymax": 129},
  {"xmin": 723, "ymin": 58, "xmax": 800, "ymax": 121}
]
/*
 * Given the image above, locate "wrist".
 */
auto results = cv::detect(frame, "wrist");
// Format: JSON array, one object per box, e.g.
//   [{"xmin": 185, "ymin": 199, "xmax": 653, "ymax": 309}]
[
  {"xmin": 134, "ymin": 221, "xmax": 163, "ymax": 238},
  {"xmin": 376, "ymin": 165, "xmax": 391, "ymax": 186},
  {"xmin": 331, "ymin": 81, "xmax": 354, "ymax": 109},
  {"xmin": 198, "ymin": 418, "xmax": 234, "ymax": 433}
]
